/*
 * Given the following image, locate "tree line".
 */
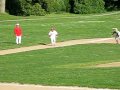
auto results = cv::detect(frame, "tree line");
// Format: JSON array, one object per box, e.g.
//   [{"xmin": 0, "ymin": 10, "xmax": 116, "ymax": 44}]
[{"xmin": 0, "ymin": 0, "xmax": 120, "ymax": 16}]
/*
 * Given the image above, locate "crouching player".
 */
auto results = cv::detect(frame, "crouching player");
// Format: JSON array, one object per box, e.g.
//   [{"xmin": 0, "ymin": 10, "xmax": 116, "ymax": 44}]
[{"xmin": 112, "ymin": 28, "xmax": 120, "ymax": 44}]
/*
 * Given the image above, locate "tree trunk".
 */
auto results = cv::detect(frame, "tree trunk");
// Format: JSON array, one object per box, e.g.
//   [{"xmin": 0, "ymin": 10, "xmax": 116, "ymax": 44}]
[{"xmin": 0, "ymin": 0, "xmax": 6, "ymax": 13}]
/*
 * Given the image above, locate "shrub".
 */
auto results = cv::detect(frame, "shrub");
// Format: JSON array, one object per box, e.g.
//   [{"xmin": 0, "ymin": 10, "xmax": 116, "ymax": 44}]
[
  {"xmin": 6, "ymin": 0, "xmax": 46, "ymax": 16},
  {"xmin": 20, "ymin": 1, "xmax": 32, "ymax": 16},
  {"xmin": 6, "ymin": 0, "xmax": 22, "ymax": 15},
  {"xmin": 31, "ymin": 3, "xmax": 46, "ymax": 16},
  {"xmin": 74, "ymin": 0, "xmax": 105, "ymax": 14},
  {"xmin": 104, "ymin": 0, "xmax": 120, "ymax": 11},
  {"xmin": 63, "ymin": 0, "xmax": 70, "ymax": 12},
  {"xmin": 41, "ymin": 0, "xmax": 66, "ymax": 13}
]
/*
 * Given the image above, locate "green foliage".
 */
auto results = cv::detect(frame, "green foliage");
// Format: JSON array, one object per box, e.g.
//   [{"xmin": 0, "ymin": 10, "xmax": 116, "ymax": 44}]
[
  {"xmin": 42, "ymin": 0, "xmax": 66, "ymax": 13},
  {"xmin": 19, "ymin": 0, "xmax": 46, "ymax": 16},
  {"xmin": 5, "ymin": 0, "xmax": 120, "ymax": 15},
  {"xmin": 31, "ymin": 3, "xmax": 46, "ymax": 16},
  {"xmin": 63, "ymin": 0, "xmax": 70, "ymax": 12},
  {"xmin": 74, "ymin": 0, "xmax": 105, "ymax": 14},
  {"xmin": 6, "ymin": 0, "xmax": 46, "ymax": 16},
  {"xmin": 104, "ymin": 0, "xmax": 120, "ymax": 11},
  {"xmin": 6, "ymin": 0, "xmax": 21, "ymax": 15},
  {"xmin": 20, "ymin": 0, "xmax": 32, "ymax": 16}
]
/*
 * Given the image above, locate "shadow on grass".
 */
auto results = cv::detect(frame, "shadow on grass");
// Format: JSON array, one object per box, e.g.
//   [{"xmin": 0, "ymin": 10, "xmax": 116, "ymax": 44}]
[
  {"xmin": 38, "ymin": 43, "xmax": 47, "ymax": 45},
  {"xmin": 0, "ymin": 41, "xmax": 15, "ymax": 45}
]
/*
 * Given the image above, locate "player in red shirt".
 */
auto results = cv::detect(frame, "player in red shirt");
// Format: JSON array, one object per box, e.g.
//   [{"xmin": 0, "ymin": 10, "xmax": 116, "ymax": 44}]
[{"xmin": 14, "ymin": 23, "xmax": 22, "ymax": 44}]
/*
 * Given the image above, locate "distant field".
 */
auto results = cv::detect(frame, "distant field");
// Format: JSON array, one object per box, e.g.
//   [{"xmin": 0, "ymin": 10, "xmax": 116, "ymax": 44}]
[
  {"xmin": 0, "ymin": 12, "xmax": 120, "ymax": 49},
  {"xmin": 0, "ymin": 44, "xmax": 120, "ymax": 89}
]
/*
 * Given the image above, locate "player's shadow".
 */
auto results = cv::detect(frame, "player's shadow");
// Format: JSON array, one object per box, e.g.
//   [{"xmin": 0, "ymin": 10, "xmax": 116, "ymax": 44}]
[
  {"xmin": 0, "ymin": 41, "xmax": 15, "ymax": 45},
  {"xmin": 38, "ymin": 43, "xmax": 47, "ymax": 45},
  {"xmin": 1, "ymin": 42, "xmax": 47, "ymax": 45}
]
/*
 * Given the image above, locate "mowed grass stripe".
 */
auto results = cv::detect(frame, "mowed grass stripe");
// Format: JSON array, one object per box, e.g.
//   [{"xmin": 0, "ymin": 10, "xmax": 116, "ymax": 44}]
[
  {"xmin": 0, "ymin": 21, "xmax": 119, "ymax": 50},
  {"xmin": 0, "ymin": 12, "xmax": 120, "ymax": 50},
  {"xmin": 0, "ymin": 11, "xmax": 120, "ymax": 22},
  {"xmin": 0, "ymin": 44, "xmax": 120, "ymax": 89},
  {"xmin": 0, "ymin": 20, "xmax": 105, "ymax": 27}
]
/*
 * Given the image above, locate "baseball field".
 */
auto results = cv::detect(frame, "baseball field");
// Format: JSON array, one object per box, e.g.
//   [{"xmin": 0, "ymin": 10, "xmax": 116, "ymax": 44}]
[{"xmin": 0, "ymin": 11, "xmax": 120, "ymax": 89}]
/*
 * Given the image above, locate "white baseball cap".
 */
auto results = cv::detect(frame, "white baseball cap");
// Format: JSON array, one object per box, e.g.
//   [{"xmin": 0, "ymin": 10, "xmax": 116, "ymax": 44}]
[
  {"xmin": 112, "ymin": 28, "xmax": 119, "ymax": 32},
  {"xmin": 16, "ymin": 23, "xmax": 19, "ymax": 26},
  {"xmin": 112, "ymin": 28, "xmax": 117, "ymax": 30}
]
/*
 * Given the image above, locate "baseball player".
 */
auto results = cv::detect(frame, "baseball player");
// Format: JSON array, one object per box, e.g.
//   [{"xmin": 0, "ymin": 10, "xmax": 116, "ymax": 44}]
[
  {"xmin": 112, "ymin": 28, "xmax": 120, "ymax": 44},
  {"xmin": 48, "ymin": 27, "xmax": 58, "ymax": 46},
  {"xmin": 14, "ymin": 23, "xmax": 22, "ymax": 44}
]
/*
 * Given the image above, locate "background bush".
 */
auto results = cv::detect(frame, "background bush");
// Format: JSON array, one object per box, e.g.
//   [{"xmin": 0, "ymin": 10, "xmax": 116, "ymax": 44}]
[
  {"xmin": 6, "ymin": 0, "xmax": 21, "ymax": 15},
  {"xmin": 5, "ymin": 0, "xmax": 120, "ymax": 16},
  {"xmin": 74, "ymin": 0, "xmax": 105, "ymax": 14},
  {"xmin": 104, "ymin": 0, "xmax": 120, "ymax": 11},
  {"xmin": 41, "ymin": 0, "xmax": 66, "ymax": 13},
  {"xmin": 20, "ymin": 0, "xmax": 32, "ymax": 16},
  {"xmin": 31, "ymin": 3, "xmax": 46, "ymax": 16}
]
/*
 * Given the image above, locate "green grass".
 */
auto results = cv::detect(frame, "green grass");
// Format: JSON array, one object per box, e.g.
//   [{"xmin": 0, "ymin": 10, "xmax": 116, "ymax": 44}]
[
  {"xmin": 0, "ymin": 12, "xmax": 120, "ymax": 89},
  {"xmin": 0, "ymin": 11, "xmax": 120, "ymax": 49},
  {"xmin": 0, "ymin": 44, "xmax": 120, "ymax": 89}
]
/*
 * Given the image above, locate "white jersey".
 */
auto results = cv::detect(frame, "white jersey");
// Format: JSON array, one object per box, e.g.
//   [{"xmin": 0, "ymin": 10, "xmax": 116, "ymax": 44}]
[
  {"xmin": 49, "ymin": 30, "xmax": 58, "ymax": 38},
  {"xmin": 116, "ymin": 30, "xmax": 120, "ymax": 36}
]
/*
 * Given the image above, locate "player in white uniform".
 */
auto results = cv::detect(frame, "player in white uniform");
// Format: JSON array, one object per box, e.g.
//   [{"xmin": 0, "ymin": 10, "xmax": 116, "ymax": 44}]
[
  {"xmin": 112, "ymin": 28, "xmax": 120, "ymax": 44},
  {"xmin": 48, "ymin": 27, "xmax": 58, "ymax": 45}
]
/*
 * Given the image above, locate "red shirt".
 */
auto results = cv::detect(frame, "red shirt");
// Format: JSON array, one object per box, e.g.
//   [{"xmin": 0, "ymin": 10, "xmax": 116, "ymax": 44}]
[{"xmin": 14, "ymin": 26, "xmax": 22, "ymax": 36}]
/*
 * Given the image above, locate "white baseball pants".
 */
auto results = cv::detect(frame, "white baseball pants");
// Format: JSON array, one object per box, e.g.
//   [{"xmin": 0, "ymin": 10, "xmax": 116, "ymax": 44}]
[
  {"xmin": 16, "ymin": 36, "xmax": 21, "ymax": 44},
  {"xmin": 50, "ymin": 37, "xmax": 56, "ymax": 45}
]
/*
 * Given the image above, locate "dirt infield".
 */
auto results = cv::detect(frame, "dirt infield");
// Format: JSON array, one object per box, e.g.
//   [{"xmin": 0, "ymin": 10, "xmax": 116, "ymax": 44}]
[
  {"xmin": 1, "ymin": 38, "xmax": 120, "ymax": 68},
  {"xmin": 0, "ymin": 38, "xmax": 119, "ymax": 90},
  {"xmin": 0, "ymin": 38, "xmax": 115, "ymax": 55},
  {"xmin": 96, "ymin": 62, "xmax": 120, "ymax": 68},
  {"xmin": 0, "ymin": 83, "xmax": 115, "ymax": 90}
]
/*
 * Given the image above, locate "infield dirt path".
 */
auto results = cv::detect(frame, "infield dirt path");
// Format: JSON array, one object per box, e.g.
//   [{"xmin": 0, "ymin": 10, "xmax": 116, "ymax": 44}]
[
  {"xmin": 0, "ymin": 83, "xmax": 116, "ymax": 90},
  {"xmin": 0, "ymin": 38, "xmax": 115, "ymax": 55},
  {"xmin": 0, "ymin": 38, "xmax": 119, "ymax": 90}
]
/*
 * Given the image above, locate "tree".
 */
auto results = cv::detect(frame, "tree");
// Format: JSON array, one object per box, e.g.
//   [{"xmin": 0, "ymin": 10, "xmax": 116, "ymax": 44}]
[
  {"xmin": 74, "ymin": 0, "xmax": 105, "ymax": 14},
  {"xmin": 6, "ymin": 0, "xmax": 21, "ymax": 15},
  {"xmin": 0, "ymin": 0, "xmax": 6, "ymax": 13},
  {"xmin": 104, "ymin": 0, "xmax": 120, "ymax": 11}
]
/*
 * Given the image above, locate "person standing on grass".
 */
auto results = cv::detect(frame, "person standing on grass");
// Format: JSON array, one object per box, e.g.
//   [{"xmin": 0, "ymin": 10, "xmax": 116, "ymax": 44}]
[
  {"xmin": 112, "ymin": 28, "xmax": 120, "ymax": 44},
  {"xmin": 48, "ymin": 27, "xmax": 58, "ymax": 46},
  {"xmin": 14, "ymin": 23, "xmax": 22, "ymax": 44}
]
